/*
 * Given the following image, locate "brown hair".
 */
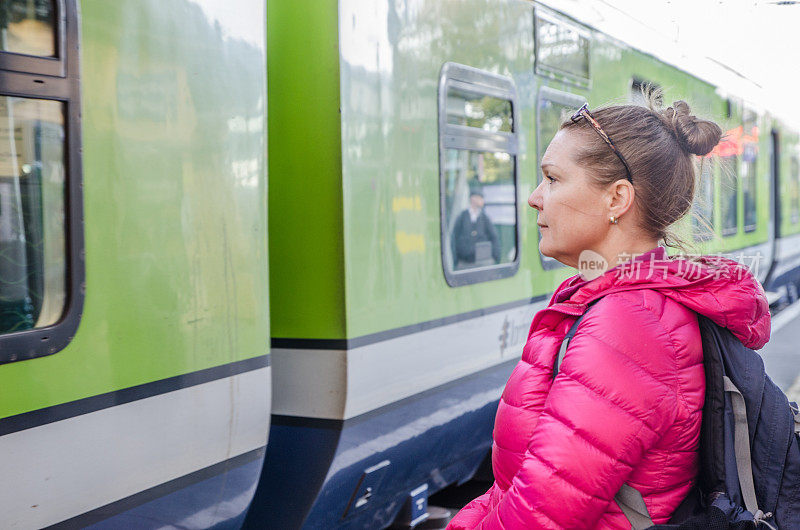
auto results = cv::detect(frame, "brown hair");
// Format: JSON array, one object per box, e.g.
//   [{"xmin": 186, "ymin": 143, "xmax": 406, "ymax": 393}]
[{"xmin": 560, "ymin": 85, "xmax": 722, "ymax": 250}]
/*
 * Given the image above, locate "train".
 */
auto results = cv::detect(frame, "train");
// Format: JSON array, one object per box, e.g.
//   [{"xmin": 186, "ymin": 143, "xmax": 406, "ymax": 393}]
[{"xmin": 0, "ymin": 0, "xmax": 798, "ymax": 528}]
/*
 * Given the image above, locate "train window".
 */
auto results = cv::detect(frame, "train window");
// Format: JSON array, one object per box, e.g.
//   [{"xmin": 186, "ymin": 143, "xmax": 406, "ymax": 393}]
[
  {"xmin": 720, "ymin": 155, "xmax": 738, "ymax": 236},
  {"xmin": 534, "ymin": 11, "xmax": 590, "ymax": 85},
  {"xmin": 438, "ymin": 63, "xmax": 520, "ymax": 287},
  {"xmin": 742, "ymin": 110, "xmax": 757, "ymax": 232},
  {"xmin": 741, "ymin": 144, "xmax": 757, "ymax": 232},
  {"xmin": 446, "ymin": 89, "xmax": 512, "ymax": 133},
  {"xmin": 0, "ymin": 0, "xmax": 81, "ymax": 364},
  {"xmin": 0, "ymin": 96, "xmax": 65, "ymax": 331},
  {"xmin": 536, "ymin": 88, "xmax": 583, "ymax": 269},
  {"xmin": 791, "ymin": 156, "xmax": 800, "ymax": 225},
  {"xmin": 692, "ymin": 157, "xmax": 715, "ymax": 240},
  {"xmin": 0, "ymin": 1, "xmax": 57, "ymax": 57}
]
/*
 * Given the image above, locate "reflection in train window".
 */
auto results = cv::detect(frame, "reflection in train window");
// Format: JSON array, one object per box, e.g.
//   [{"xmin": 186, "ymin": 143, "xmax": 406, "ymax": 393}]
[
  {"xmin": 693, "ymin": 157, "xmax": 714, "ymax": 240},
  {"xmin": 443, "ymin": 150, "xmax": 515, "ymax": 270},
  {"xmin": 791, "ymin": 156, "xmax": 800, "ymax": 225},
  {"xmin": 0, "ymin": 1, "xmax": 57, "ymax": 57},
  {"xmin": 446, "ymin": 89, "xmax": 512, "ymax": 133},
  {"xmin": 0, "ymin": 96, "xmax": 65, "ymax": 332},
  {"xmin": 438, "ymin": 63, "xmax": 519, "ymax": 287},
  {"xmin": 742, "ymin": 111, "xmax": 757, "ymax": 232},
  {"xmin": 535, "ymin": 12, "xmax": 590, "ymax": 83},
  {"xmin": 720, "ymin": 155, "xmax": 738, "ymax": 236},
  {"xmin": 741, "ymin": 144, "xmax": 757, "ymax": 232}
]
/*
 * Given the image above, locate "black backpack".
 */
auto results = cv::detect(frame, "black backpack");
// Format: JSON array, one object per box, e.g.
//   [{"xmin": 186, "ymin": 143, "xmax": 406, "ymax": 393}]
[{"xmin": 555, "ymin": 306, "xmax": 800, "ymax": 529}]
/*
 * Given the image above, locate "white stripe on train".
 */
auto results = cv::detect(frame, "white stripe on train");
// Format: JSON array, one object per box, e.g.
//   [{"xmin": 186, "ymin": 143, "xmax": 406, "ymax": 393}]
[
  {"xmin": 0, "ymin": 367, "xmax": 270, "ymax": 529},
  {"xmin": 271, "ymin": 301, "xmax": 544, "ymax": 420}
]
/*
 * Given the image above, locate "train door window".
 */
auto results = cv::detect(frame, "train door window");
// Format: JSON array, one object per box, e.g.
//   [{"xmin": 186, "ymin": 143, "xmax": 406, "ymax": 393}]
[
  {"xmin": 742, "ymin": 109, "xmax": 758, "ymax": 232},
  {"xmin": 720, "ymin": 155, "xmax": 738, "ymax": 236},
  {"xmin": 791, "ymin": 156, "xmax": 800, "ymax": 225},
  {"xmin": 0, "ymin": 0, "xmax": 82, "ymax": 364},
  {"xmin": 438, "ymin": 63, "xmax": 519, "ymax": 287},
  {"xmin": 535, "ymin": 87, "xmax": 583, "ymax": 269},
  {"xmin": 0, "ymin": 1, "xmax": 57, "ymax": 57},
  {"xmin": 692, "ymin": 157, "xmax": 715, "ymax": 240},
  {"xmin": 534, "ymin": 10, "xmax": 590, "ymax": 87}
]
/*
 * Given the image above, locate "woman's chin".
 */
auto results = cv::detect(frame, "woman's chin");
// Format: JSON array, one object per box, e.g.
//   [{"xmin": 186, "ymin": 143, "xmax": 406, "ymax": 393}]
[{"xmin": 539, "ymin": 244, "xmax": 571, "ymax": 268}]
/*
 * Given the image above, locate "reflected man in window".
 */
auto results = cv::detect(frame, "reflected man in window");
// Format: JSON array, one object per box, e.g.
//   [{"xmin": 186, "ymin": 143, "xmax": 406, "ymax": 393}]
[{"xmin": 452, "ymin": 188, "xmax": 501, "ymax": 268}]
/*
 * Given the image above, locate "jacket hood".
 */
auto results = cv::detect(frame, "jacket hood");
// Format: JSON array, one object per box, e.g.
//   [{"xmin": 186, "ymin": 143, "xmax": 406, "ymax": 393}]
[{"xmin": 554, "ymin": 246, "xmax": 771, "ymax": 349}]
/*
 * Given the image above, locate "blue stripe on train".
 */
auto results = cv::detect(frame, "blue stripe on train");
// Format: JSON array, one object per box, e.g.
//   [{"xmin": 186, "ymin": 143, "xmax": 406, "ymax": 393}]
[{"xmin": 244, "ymin": 359, "xmax": 516, "ymax": 529}]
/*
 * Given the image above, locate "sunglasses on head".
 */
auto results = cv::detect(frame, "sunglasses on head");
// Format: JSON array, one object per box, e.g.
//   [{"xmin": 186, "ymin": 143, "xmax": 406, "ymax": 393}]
[{"xmin": 570, "ymin": 103, "xmax": 633, "ymax": 183}]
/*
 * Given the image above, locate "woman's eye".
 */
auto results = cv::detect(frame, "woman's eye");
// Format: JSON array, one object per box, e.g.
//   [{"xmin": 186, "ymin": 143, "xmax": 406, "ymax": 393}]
[{"xmin": 545, "ymin": 174, "xmax": 555, "ymax": 183}]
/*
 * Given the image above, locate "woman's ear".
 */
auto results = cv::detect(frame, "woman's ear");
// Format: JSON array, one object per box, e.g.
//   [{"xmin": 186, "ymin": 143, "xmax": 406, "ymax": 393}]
[{"xmin": 608, "ymin": 179, "xmax": 635, "ymax": 219}]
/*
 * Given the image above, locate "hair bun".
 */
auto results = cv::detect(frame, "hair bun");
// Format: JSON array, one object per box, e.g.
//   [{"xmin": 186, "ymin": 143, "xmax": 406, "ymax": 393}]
[{"xmin": 661, "ymin": 101, "xmax": 722, "ymax": 156}]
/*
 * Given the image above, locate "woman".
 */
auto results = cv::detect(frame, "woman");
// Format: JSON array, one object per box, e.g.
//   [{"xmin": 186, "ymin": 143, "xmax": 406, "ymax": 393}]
[{"xmin": 447, "ymin": 94, "xmax": 771, "ymax": 529}]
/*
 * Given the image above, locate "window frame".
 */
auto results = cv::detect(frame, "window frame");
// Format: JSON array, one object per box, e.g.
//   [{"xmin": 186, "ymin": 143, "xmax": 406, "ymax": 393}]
[
  {"xmin": 0, "ymin": 0, "xmax": 83, "ymax": 364},
  {"xmin": 438, "ymin": 62, "xmax": 520, "ymax": 287},
  {"xmin": 535, "ymin": 87, "xmax": 584, "ymax": 270}
]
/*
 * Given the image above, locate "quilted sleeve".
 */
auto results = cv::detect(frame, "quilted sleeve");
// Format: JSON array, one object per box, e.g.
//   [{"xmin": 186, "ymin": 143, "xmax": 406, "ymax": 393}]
[
  {"xmin": 447, "ymin": 484, "xmax": 496, "ymax": 529},
  {"xmin": 475, "ymin": 293, "xmax": 681, "ymax": 529}
]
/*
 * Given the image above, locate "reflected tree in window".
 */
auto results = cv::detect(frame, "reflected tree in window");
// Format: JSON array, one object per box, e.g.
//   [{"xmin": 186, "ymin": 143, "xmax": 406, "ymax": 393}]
[
  {"xmin": 446, "ymin": 89, "xmax": 512, "ymax": 133},
  {"xmin": 535, "ymin": 15, "xmax": 590, "ymax": 81},
  {"xmin": 0, "ymin": 0, "xmax": 56, "ymax": 57}
]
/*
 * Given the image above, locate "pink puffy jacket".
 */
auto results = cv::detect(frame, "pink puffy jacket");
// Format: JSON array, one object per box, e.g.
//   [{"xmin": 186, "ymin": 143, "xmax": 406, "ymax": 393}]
[{"xmin": 448, "ymin": 246, "xmax": 771, "ymax": 529}]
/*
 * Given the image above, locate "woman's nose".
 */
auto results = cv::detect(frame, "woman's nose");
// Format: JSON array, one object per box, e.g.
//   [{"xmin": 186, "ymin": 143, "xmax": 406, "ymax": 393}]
[{"xmin": 528, "ymin": 180, "xmax": 544, "ymax": 210}]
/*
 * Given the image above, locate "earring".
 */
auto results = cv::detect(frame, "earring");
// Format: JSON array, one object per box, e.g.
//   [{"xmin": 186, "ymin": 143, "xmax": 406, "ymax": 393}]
[{"xmin": 609, "ymin": 216, "xmax": 619, "ymax": 224}]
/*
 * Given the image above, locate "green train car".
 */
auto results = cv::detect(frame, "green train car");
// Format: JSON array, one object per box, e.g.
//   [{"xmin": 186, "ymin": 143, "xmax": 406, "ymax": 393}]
[
  {"xmin": 256, "ymin": 0, "xmax": 799, "ymax": 528},
  {"xmin": 0, "ymin": 0, "xmax": 798, "ymax": 529},
  {"xmin": 0, "ymin": 1, "xmax": 270, "ymax": 528}
]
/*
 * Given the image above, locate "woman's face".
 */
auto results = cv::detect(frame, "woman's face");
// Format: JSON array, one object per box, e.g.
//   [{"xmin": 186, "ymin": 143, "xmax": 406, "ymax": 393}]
[{"xmin": 528, "ymin": 129, "xmax": 615, "ymax": 268}]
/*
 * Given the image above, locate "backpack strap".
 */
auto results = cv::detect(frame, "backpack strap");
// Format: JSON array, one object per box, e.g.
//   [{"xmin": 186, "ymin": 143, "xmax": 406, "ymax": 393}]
[
  {"xmin": 724, "ymin": 377, "xmax": 778, "ymax": 526},
  {"xmin": 554, "ymin": 301, "xmax": 656, "ymax": 530},
  {"xmin": 723, "ymin": 375, "xmax": 759, "ymax": 516},
  {"xmin": 791, "ymin": 402, "xmax": 800, "ymax": 434},
  {"xmin": 614, "ymin": 484, "xmax": 654, "ymax": 530},
  {"xmin": 552, "ymin": 300, "xmax": 601, "ymax": 380},
  {"xmin": 552, "ymin": 311, "xmax": 588, "ymax": 380}
]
